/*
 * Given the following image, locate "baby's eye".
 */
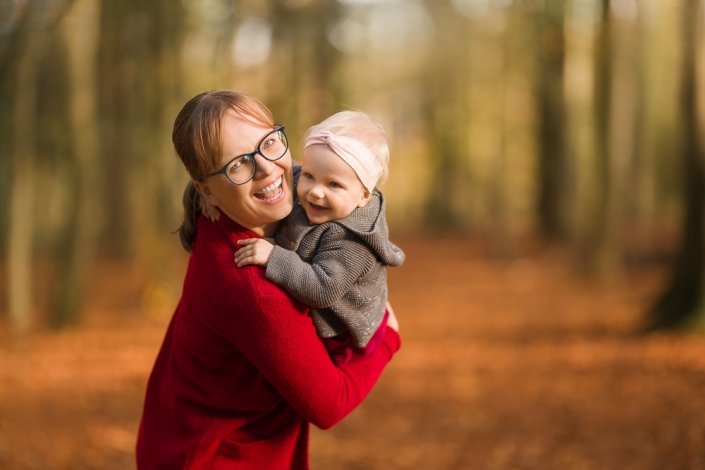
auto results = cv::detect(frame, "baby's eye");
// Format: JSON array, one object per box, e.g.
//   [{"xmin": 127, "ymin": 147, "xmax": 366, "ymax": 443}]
[
  {"xmin": 329, "ymin": 181, "xmax": 341, "ymax": 188},
  {"xmin": 303, "ymin": 172, "xmax": 314, "ymax": 180}
]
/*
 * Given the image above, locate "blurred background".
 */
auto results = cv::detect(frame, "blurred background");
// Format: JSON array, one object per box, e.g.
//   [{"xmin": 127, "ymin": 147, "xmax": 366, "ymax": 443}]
[{"xmin": 1, "ymin": 0, "xmax": 705, "ymax": 468}]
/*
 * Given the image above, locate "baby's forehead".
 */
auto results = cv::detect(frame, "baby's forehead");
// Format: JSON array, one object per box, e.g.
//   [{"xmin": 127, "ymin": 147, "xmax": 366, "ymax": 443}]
[
  {"xmin": 302, "ymin": 143, "xmax": 342, "ymax": 163},
  {"xmin": 303, "ymin": 147, "xmax": 365, "ymax": 180}
]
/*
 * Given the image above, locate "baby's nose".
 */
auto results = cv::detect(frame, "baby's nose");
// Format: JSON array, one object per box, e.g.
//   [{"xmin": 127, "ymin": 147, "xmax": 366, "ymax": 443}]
[{"xmin": 309, "ymin": 184, "xmax": 325, "ymax": 198}]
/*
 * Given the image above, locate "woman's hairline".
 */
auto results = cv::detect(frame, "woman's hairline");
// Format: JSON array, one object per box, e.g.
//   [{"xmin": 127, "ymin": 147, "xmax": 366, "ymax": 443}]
[{"xmin": 195, "ymin": 105, "xmax": 277, "ymax": 181}]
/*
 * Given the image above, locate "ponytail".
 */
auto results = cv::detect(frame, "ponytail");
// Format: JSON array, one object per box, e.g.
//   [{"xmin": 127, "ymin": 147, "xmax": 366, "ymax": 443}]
[{"xmin": 179, "ymin": 181, "xmax": 202, "ymax": 252}]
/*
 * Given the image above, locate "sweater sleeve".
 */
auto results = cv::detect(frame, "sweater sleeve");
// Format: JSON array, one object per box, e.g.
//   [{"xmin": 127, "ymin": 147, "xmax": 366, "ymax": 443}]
[
  {"xmin": 266, "ymin": 231, "xmax": 378, "ymax": 309},
  {"xmin": 211, "ymin": 266, "xmax": 400, "ymax": 430}
]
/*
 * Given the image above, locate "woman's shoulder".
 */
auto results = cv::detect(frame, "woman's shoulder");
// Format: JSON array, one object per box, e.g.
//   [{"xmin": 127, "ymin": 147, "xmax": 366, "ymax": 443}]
[{"xmin": 190, "ymin": 215, "xmax": 303, "ymax": 306}]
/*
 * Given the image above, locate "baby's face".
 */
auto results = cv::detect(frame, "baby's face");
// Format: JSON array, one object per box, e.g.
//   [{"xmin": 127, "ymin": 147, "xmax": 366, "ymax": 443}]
[{"xmin": 297, "ymin": 144, "xmax": 371, "ymax": 224}]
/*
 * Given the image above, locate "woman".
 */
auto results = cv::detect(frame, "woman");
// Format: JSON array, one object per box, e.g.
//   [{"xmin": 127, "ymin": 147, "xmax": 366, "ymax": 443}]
[{"xmin": 136, "ymin": 90, "xmax": 401, "ymax": 469}]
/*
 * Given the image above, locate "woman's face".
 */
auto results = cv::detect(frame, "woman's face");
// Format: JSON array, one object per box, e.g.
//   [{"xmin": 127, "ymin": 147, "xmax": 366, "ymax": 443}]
[{"xmin": 195, "ymin": 109, "xmax": 294, "ymax": 237}]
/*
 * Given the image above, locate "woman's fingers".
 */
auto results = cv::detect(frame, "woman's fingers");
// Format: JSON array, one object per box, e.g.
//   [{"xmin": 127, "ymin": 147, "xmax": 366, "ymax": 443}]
[
  {"xmin": 385, "ymin": 301, "xmax": 399, "ymax": 332},
  {"xmin": 237, "ymin": 238, "xmax": 258, "ymax": 246}
]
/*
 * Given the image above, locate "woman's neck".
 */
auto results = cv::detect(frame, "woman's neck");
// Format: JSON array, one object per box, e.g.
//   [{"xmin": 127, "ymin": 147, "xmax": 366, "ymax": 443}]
[
  {"xmin": 220, "ymin": 208, "xmax": 279, "ymax": 238},
  {"xmin": 259, "ymin": 222, "xmax": 279, "ymax": 238}
]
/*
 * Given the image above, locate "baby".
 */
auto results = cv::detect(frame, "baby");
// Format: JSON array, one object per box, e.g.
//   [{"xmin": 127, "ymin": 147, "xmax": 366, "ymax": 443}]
[{"xmin": 235, "ymin": 111, "xmax": 405, "ymax": 365}]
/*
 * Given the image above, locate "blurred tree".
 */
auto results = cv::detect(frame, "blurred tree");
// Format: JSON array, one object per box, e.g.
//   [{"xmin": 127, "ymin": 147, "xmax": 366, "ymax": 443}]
[
  {"xmin": 0, "ymin": 0, "xmax": 697, "ymax": 331},
  {"xmin": 488, "ymin": 5, "xmax": 522, "ymax": 258},
  {"xmin": 98, "ymin": 0, "xmax": 185, "ymax": 259},
  {"xmin": 580, "ymin": 0, "xmax": 621, "ymax": 276},
  {"xmin": 626, "ymin": 3, "xmax": 653, "ymax": 253},
  {"xmin": 0, "ymin": 5, "xmax": 20, "ymax": 253},
  {"xmin": 535, "ymin": 0, "xmax": 571, "ymax": 241},
  {"xmin": 647, "ymin": 0, "xmax": 705, "ymax": 330},
  {"xmin": 52, "ymin": 0, "xmax": 100, "ymax": 327},
  {"xmin": 269, "ymin": 0, "xmax": 342, "ymax": 135},
  {"xmin": 96, "ymin": 0, "xmax": 187, "ymax": 319},
  {"xmin": 424, "ymin": 2, "xmax": 471, "ymax": 229},
  {"xmin": 97, "ymin": 0, "xmax": 133, "ymax": 258},
  {"xmin": 4, "ymin": 0, "xmax": 74, "ymax": 332}
]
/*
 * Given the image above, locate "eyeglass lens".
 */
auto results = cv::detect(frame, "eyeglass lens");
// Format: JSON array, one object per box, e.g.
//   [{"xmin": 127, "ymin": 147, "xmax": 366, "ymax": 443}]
[{"xmin": 225, "ymin": 129, "xmax": 288, "ymax": 184}]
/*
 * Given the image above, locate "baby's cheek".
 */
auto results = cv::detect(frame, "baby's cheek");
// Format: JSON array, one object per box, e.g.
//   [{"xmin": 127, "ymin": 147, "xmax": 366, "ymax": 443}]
[{"xmin": 295, "ymin": 181, "xmax": 307, "ymax": 201}]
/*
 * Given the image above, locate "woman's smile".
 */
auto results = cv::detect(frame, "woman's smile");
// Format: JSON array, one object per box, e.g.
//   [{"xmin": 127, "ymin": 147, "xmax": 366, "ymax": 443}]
[{"xmin": 254, "ymin": 175, "xmax": 284, "ymax": 202}]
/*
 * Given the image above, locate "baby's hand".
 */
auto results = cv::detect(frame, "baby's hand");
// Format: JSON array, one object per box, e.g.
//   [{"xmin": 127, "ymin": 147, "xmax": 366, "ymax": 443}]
[
  {"xmin": 202, "ymin": 200, "xmax": 220, "ymax": 222},
  {"xmin": 235, "ymin": 238, "xmax": 274, "ymax": 267}
]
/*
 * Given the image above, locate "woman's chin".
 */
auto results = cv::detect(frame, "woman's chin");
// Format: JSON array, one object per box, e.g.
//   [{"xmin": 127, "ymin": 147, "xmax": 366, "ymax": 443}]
[
  {"xmin": 258, "ymin": 192, "xmax": 294, "ymax": 221},
  {"xmin": 273, "ymin": 200, "xmax": 294, "ymax": 221}
]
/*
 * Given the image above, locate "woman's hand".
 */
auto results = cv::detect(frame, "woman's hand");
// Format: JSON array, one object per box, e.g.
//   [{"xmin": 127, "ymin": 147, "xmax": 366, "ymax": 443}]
[
  {"xmin": 385, "ymin": 301, "xmax": 399, "ymax": 332},
  {"xmin": 235, "ymin": 239, "xmax": 275, "ymax": 267}
]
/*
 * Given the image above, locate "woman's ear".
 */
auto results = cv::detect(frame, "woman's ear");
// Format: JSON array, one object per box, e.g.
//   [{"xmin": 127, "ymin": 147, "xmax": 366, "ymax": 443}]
[
  {"xmin": 193, "ymin": 180, "xmax": 221, "ymax": 207},
  {"xmin": 357, "ymin": 188, "xmax": 372, "ymax": 208}
]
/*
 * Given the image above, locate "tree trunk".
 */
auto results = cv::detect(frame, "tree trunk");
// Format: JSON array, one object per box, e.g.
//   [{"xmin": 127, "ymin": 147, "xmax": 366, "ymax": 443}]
[
  {"xmin": 536, "ymin": 0, "xmax": 570, "ymax": 241},
  {"xmin": 580, "ymin": 0, "xmax": 620, "ymax": 276},
  {"xmin": 5, "ymin": 1, "xmax": 75, "ymax": 332},
  {"xmin": 424, "ymin": 5, "xmax": 471, "ymax": 229},
  {"xmin": 7, "ymin": 78, "xmax": 35, "ymax": 332},
  {"xmin": 488, "ymin": 7, "xmax": 520, "ymax": 258},
  {"xmin": 270, "ymin": 0, "xmax": 342, "ymax": 132},
  {"xmin": 52, "ymin": 0, "xmax": 101, "ymax": 327},
  {"xmin": 7, "ymin": 30, "xmax": 47, "ymax": 333},
  {"xmin": 97, "ymin": 1, "xmax": 132, "ymax": 258},
  {"xmin": 646, "ymin": 0, "xmax": 705, "ymax": 330}
]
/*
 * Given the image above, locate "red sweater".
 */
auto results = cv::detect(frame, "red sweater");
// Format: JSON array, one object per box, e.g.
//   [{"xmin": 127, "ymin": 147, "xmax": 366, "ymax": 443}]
[{"xmin": 136, "ymin": 214, "xmax": 401, "ymax": 469}]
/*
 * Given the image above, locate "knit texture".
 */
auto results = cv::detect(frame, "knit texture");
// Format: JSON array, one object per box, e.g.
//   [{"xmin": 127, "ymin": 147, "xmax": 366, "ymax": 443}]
[
  {"xmin": 136, "ymin": 213, "xmax": 401, "ymax": 469},
  {"xmin": 267, "ymin": 166, "xmax": 405, "ymax": 347}
]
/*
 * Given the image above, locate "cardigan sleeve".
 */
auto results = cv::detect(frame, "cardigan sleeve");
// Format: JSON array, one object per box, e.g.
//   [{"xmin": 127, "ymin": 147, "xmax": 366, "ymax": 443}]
[
  {"xmin": 265, "ymin": 230, "xmax": 378, "ymax": 309},
  {"xmin": 209, "ymin": 264, "xmax": 400, "ymax": 430}
]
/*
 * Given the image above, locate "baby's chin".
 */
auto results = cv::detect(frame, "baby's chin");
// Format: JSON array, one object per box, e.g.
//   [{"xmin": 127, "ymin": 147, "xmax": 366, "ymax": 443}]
[{"xmin": 302, "ymin": 207, "xmax": 333, "ymax": 225}]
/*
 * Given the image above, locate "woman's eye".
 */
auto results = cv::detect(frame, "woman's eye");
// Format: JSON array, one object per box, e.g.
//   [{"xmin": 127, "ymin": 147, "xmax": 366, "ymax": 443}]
[
  {"xmin": 262, "ymin": 138, "xmax": 274, "ymax": 149},
  {"xmin": 229, "ymin": 156, "xmax": 249, "ymax": 173}
]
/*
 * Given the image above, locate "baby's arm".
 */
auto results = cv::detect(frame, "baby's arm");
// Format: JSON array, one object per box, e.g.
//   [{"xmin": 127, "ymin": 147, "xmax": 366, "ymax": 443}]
[
  {"xmin": 234, "ymin": 239, "xmax": 275, "ymax": 267},
  {"xmin": 266, "ymin": 236, "xmax": 378, "ymax": 309}
]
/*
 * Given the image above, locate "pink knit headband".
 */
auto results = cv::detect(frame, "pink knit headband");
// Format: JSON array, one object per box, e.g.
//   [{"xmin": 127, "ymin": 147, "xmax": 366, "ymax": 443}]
[{"xmin": 304, "ymin": 130, "xmax": 382, "ymax": 193}]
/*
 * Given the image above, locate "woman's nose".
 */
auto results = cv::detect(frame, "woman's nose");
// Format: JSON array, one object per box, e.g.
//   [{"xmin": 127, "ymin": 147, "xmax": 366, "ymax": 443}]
[{"xmin": 253, "ymin": 154, "xmax": 275, "ymax": 178}]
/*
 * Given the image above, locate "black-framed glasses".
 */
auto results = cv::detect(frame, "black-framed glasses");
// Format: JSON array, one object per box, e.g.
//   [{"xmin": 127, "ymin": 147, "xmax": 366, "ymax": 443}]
[{"xmin": 200, "ymin": 126, "xmax": 288, "ymax": 185}]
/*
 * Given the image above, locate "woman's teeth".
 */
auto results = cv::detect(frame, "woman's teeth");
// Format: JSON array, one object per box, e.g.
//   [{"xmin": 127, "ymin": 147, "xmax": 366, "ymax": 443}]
[{"xmin": 254, "ymin": 177, "xmax": 283, "ymax": 201}]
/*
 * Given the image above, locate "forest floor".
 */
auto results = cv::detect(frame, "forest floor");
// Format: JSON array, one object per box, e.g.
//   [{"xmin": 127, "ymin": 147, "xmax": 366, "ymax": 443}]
[{"xmin": 1, "ymin": 236, "xmax": 704, "ymax": 470}]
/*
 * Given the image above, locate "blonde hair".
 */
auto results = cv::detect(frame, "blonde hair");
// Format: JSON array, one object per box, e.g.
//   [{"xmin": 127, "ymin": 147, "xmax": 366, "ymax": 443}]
[
  {"xmin": 304, "ymin": 111, "xmax": 390, "ymax": 188},
  {"xmin": 173, "ymin": 90, "xmax": 275, "ymax": 251}
]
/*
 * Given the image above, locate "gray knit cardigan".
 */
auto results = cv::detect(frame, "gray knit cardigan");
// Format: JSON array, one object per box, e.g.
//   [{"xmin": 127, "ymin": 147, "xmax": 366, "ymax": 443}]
[{"xmin": 266, "ymin": 165, "xmax": 405, "ymax": 347}]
